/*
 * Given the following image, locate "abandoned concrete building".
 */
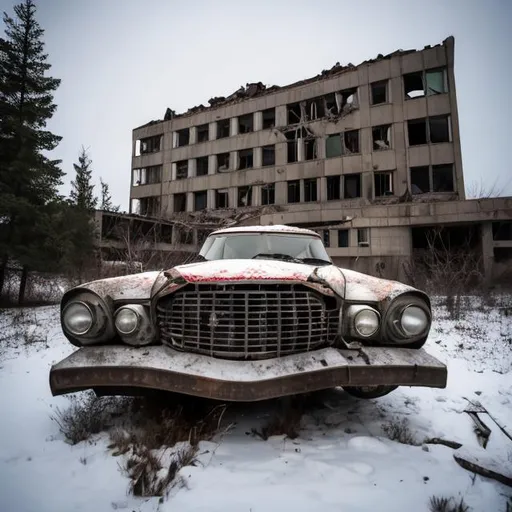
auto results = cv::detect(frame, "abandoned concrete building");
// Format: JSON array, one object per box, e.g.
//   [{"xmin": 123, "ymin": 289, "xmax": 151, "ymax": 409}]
[{"xmin": 122, "ymin": 36, "xmax": 512, "ymax": 284}]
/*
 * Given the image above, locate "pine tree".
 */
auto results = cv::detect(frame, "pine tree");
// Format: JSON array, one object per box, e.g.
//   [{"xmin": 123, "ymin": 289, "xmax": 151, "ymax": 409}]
[
  {"xmin": 70, "ymin": 146, "xmax": 97, "ymax": 210},
  {"xmin": 99, "ymin": 177, "xmax": 119, "ymax": 212},
  {"xmin": 0, "ymin": 0, "xmax": 63, "ymax": 295}
]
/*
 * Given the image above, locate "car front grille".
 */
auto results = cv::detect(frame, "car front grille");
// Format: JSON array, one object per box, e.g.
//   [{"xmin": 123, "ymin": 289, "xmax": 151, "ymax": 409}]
[{"xmin": 156, "ymin": 283, "xmax": 340, "ymax": 360}]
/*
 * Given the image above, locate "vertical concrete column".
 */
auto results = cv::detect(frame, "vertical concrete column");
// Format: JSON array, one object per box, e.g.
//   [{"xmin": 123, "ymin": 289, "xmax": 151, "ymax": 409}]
[
  {"xmin": 252, "ymin": 185, "xmax": 261, "ymax": 206},
  {"xmin": 228, "ymin": 187, "xmax": 237, "ymax": 209},
  {"xmin": 230, "ymin": 151, "xmax": 239, "ymax": 171},
  {"xmin": 189, "ymin": 126, "xmax": 197, "ymax": 145},
  {"xmin": 170, "ymin": 163, "xmax": 177, "ymax": 181},
  {"xmin": 230, "ymin": 117, "xmax": 239, "ymax": 137},
  {"xmin": 275, "ymin": 142, "xmax": 287, "ymax": 166},
  {"xmin": 207, "ymin": 189, "xmax": 215, "ymax": 210},
  {"xmin": 188, "ymin": 158, "xmax": 197, "ymax": 178},
  {"xmin": 208, "ymin": 155, "xmax": 217, "ymax": 175},
  {"xmin": 481, "ymin": 222, "xmax": 494, "ymax": 282},
  {"xmin": 318, "ymin": 177, "xmax": 327, "ymax": 202},
  {"xmin": 209, "ymin": 122, "xmax": 218, "ymax": 141},
  {"xmin": 275, "ymin": 105, "xmax": 287, "ymax": 127},
  {"xmin": 253, "ymin": 147, "xmax": 262, "ymax": 168},
  {"xmin": 186, "ymin": 192, "xmax": 194, "ymax": 212},
  {"xmin": 275, "ymin": 181, "xmax": 287, "ymax": 205},
  {"xmin": 254, "ymin": 111, "xmax": 263, "ymax": 132}
]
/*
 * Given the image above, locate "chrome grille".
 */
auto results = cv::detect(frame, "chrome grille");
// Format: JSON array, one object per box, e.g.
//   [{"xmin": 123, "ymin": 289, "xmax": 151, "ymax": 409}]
[{"xmin": 156, "ymin": 284, "xmax": 340, "ymax": 360}]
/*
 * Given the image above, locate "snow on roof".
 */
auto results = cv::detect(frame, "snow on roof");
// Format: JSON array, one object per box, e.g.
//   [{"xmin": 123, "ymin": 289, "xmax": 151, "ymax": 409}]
[{"xmin": 211, "ymin": 224, "xmax": 319, "ymax": 237}]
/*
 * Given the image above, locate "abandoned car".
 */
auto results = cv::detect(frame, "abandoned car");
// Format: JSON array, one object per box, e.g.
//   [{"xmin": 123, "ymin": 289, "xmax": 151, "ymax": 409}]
[{"xmin": 50, "ymin": 225, "xmax": 447, "ymax": 401}]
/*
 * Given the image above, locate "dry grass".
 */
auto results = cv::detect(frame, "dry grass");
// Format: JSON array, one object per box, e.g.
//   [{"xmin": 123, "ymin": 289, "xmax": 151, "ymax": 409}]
[
  {"xmin": 381, "ymin": 417, "xmax": 420, "ymax": 446},
  {"xmin": 252, "ymin": 397, "xmax": 306, "ymax": 440},
  {"xmin": 429, "ymin": 496, "xmax": 469, "ymax": 512}
]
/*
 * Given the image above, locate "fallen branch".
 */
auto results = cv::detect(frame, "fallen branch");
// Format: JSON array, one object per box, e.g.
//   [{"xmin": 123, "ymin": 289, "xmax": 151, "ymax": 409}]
[
  {"xmin": 465, "ymin": 411, "xmax": 491, "ymax": 449},
  {"xmin": 453, "ymin": 448, "xmax": 512, "ymax": 488},
  {"xmin": 424, "ymin": 438, "xmax": 462, "ymax": 450}
]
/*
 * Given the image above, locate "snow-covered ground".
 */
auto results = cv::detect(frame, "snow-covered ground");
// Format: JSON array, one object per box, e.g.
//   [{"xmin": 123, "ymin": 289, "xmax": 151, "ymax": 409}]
[{"xmin": 0, "ymin": 299, "xmax": 511, "ymax": 512}]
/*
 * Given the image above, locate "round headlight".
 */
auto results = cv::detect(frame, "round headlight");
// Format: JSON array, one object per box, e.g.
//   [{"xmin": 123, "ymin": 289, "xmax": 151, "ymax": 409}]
[
  {"xmin": 400, "ymin": 306, "xmax": 428, "ymax": 336},
  {"xmin": 354, "ymin": 309, "xmax": 380, "ymax": 337},
  {"xmin": 62, "ymin": 301, "xmax": 94, "ymax": 336},
  {"xmin": 114, "ymin": 307, "xmax": 140, "ymax": 335}
]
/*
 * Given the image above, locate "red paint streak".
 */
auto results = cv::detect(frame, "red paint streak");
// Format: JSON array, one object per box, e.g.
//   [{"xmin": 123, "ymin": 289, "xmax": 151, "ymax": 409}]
[{"xmin": 179, "ymin": 274, "xmax": 306, "ymax": 283}]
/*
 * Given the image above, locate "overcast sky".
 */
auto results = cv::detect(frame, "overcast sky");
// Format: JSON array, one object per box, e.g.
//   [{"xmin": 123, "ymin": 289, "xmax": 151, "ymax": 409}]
[{"xmin": 1, "ymin": 0, "xmax": 511, "ymax": 209}]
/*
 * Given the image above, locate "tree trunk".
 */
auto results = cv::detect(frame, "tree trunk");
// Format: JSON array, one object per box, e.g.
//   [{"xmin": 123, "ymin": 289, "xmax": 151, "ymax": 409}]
[
  {"xmin": 18, "ymin": 265, "xmax": 28, "ymax": 305},
  {"xmin": 0, "ymin": 254, "xmax": 8, "ymax": 295}
]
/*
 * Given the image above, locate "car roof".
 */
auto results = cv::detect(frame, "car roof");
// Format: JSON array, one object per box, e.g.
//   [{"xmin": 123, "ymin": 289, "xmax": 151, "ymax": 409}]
[{"xmin": 210, "ymin": 224, "xmax": 320, "ymax": 237}]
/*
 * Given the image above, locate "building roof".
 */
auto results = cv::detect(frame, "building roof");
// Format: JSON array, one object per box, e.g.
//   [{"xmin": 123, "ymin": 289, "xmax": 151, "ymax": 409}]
[{"xmin": 210, "ymin": 225, "xmax": 320, "ymax": 237}]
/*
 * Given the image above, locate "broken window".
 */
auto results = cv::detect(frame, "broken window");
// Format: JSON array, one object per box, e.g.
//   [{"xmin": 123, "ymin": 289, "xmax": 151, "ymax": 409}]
[
  {"xmin": 426, "ymin": 68, "xmax": 448, "ymax": 96},
  {"xmin": 238, "ymin": 186, "xmax": 252, "ymax": 207},
  {"xmin": 196, "ymin": 124, "xmax": 209, "ymax": 143},
  {"xmin": 357, "ymin": 228, "xmax": 369, "ymax": 246},
  {"xmin": 493, "ymin": 221, "xmax": 512, "ymax": 241},
  {"xmin": 173, "ymin": 193, "xmax": 187, "ymax": 212},
  {"xmin": 287, "ymin": 180, "xmax": 300, "ymax": 203},
  {"xmin": 410, "ymin": 166, "xmax": 430, "ymax": 194},
  {"xmin": 324, "ymin": 93, "xmax": 337, "ymax": 117},
  {"xmin": 132, "ymin": 165, "xmax": 162, "ymax": 186},
  {"xmin": 176, "ymin": 160, "xmax": 188, "ymax": 180},
  {"xmin": 322, "ymin": 230, "xmax": 330, "ymax": 247},
  {"xmin": 261, "ymin": 183, "xmax": 275, "ymax": 205},
  {"xmin": 344, "ymin": 174, "xmax": 361, "ymax": 198},
  {"xmin": 374, "ymin": 171, "xmax": 393, "ymax": 197},
  {"xmin": 217, "ymin": 119, "xmax": 230, "ymax": 139},
  {"xmin": 215, "ymin": 189, "xmax": 229, "ymax": 208},
  {"xmin": 404, "ymin": 71, "xmax": 425, "ymax": 99},
  {"xmin": 340, "ymin": 88, "xmax": 358, "ymax": 114},
  {"xmin": 262, "ymin": 145, "xmax": 275, "ymax": 166},
  {"xmin": 372, "ymin": 125, "xmax": 391, "ymax": 150},
  {"xmin": 178, "ymin": 228, "xmax": 193, "ymax": 245},
  {"xmin": 217, "ymin": 152, "xmax": 230, "ymax": 172},
  {"xmin": 371, "ymin": 81, "xmax": 387, "ymax": 105},
  {"xmin": 343, "ymin": 130, "xmax": 360, "ymax": 154},
  {"xmin": 327, "ymin": 176, "xmax": 341, "ymax": 200},
  {"xmin": 176, "ymin": 128, "xmax": 189, "ymax": 147},
  {"xmin": 326, "ymin": 134, "xmax": 342, "ymax": 158},
  {"xmin": 304, "ymin": 138, "xmax": 317, "ymax": 160},
  {"xmin": 139, "ymin": 135, "xmax": 161, "ymax": 154},
  {"xmin": 139, "ymin": 196, "xmax": 160, "ymax": 217},
  {"xmin": 196, "ymin": 156, "xmax": 209, "ymax": 176},
  {"xmin": 238, "ymin": 114, "xmax": 253, "ymax": 134},
  {"xmin": 338, "ymin": 229, "xmax": 349, "ymax": 248},
  {"xmin": 194, "ymin": 190, "xmax": 207, "ymax": 211},
  {"xmin": 432, "ymin": 164, "xmax": 454, "ymax": 192},
  {"xmin": 262, "ymin": 108, "xmax": 275, "ymax": 129},
  {"xmin": 429, "ymin": 116, "xmax": 450, "ymax": 143},
  {"xmin": 304, "ymin": 178, "xmax": 317, "ymax": 202},
  {"xmin": 408, "ymin": 118, "xmax": 427, "ymax": 146},
  {"xmin": 238, "ymin": 149, "xmax": 253, "ymax": 170},
  {"xmin": 287, "ymin": 103, "xmax": 302, "ymax": 124}
]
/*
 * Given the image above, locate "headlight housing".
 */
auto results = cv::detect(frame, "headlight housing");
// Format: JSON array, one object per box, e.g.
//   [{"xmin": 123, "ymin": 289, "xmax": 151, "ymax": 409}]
[
  {"xmin": 114, "ymin": 304, "xmax": 155, "ymax": 346},
  {"xmin": 114, "ymin": 307, "xmax": 140, "ymax": 335},
  {"xmin": 345, "ymin": 305, "xmax": 381, "ymax": 339},
  {"xmin": 383, "ymin": 295, "xmax": 431, "ymax": 345},
  {"xmin": 62, "ymin": 301, "xmax": 94, "ymax": 335}
]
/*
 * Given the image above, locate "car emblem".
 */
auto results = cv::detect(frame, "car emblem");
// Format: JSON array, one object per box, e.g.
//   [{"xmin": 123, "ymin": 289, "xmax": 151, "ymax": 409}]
[{"xmin": 208, "ymin": 312, "xmax": 219, "ymax": 328}]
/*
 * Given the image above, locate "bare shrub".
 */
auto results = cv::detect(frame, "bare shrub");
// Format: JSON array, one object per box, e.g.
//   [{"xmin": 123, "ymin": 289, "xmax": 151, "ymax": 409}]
[
  {"xmin": 381, "ymin": 417, "xmax": 420, "ymax": 446},
  {"xmin": 429, "ymin": 496, "xmax": 469, "ymax": 512}
]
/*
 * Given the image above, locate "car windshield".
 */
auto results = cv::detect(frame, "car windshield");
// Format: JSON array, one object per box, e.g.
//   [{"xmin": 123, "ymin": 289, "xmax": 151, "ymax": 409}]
[{"xmin": 199, "ymin": 233, "xmax": 332, "ymax": 265}]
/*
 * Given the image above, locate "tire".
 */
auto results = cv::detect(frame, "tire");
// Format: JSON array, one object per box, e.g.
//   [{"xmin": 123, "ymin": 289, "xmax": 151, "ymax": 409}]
[{"xmin": 342, "ymin": 385, "xmax": 398, "ymax": 399}]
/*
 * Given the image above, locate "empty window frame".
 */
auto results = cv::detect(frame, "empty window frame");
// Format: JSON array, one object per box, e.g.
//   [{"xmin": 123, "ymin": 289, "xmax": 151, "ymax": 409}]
[
  {"xmin": 173, "ymin": 193, "xmax": 187, "ymax": 212},
  {"xmin": 262, "ymin": 108, "xmax": 275, "ymax": 129},
  {"xmin": 178, "ymin": 228, "xmax": 193, "ymax": 245},
  {"xmin": 287, "ymin": 180, "xmax": 300, "ymax": 203},
  {"xmin": 322, "ymin": 230, "xmax": 330, "ymax": 247},
  {"xmin": 238, "ymin": 186, "xmax": 252, "ymax": 207},
  {"xmin": 217, "ymin": 119, "xmax": 230, "ymax": 139},
  {"xmin": 194, "ymin": 190, "xmax": 207, "ymax": 211},
  {"xmin": 357, "ymin": 228, "xmax": 369, "ymax": 246},
  {"xmin": 374, "ymin": 171, "xmax": 393, "ymax": 197},
  {"xmin": 372, "ymin": 125, "xmax": 391, "ymax": 150},
  {"xmin": 217, "ymin": 152, "xmax": 230, "ymax": 171},
  {"xmin": 238, "ymin": 114, "xmax": 253, "ymax": 134},
  {"xmin": 338, "ymin": 229, "xmax": 349, "ymax": 248},
  {"xmin": 196, "ymin": 156, "xmax": 209, "ymax": 176},
  {"xmin": 304, "ymin": 138, "xmax": 317, "ymax": 160},
  {"xmin": 139, "ymin": 135, "xmax": 161, "ymax": 155},
  {"xmin": 404, "ymin": 68, "xmax": 448, "ymax": 99},
  {"xmin": 215, "ymin": 189, "xmax": 229, "ymax": 208},
  {"xmin": 139, "ymin": 196, "xmax": 160, "ymax": 216},
  {"xmin": 410, "ymin": 164, "xmax": 454, "ymax": 194},
  {"xmin": 343, "ymin": 130, "xmax": 360, "ymax": 154},
  {"xmin": 410, "ymin": 166, "xmax": 430, "ymax": 194},
  {"xmin": 327, "ymin": 176, "xmax": 341, "ymax": 200},
  {"xmin": 326, "ymin": 131, "xmax": 360, "ymax": 156},
  {"xmin": 238, "ymin": 149, "xmax": 253, "ymax": 170},
  {"xmin": 196, "ymin": 124, "xmax": 209, "ymax": 143},
  {"xmin": 371, "ymin": 81, "xmax": 387, "ymax": 105},
  {"xmin": 176, "ymin": 160, "xmax": 188, "ymax": 179},
  {"xmin": 261, "ymin": 183, "xmax": 275, "ymax": 205},
  {"xmin": 132, "ymin": 165, "xmax": 162, "ymax": 186},
  {"xmin": 408, "ymin": 116, "xmax": 451, "ymax": 145},
  {"xmin": 262, "ymin": 145, "xmax": 275, "ymax": 166},
  {"xmin": 304, "ymin": 178, "xmax": 318, "ymax": 202},
  {"xmin": 344, "ymin": 174, "xmax": 361, "ymax": 198},
  {"xmin": 492, "ymin": 221, "xmax": 512, "ymax": 241},
  {"xmin": 432, "ymin": 164, "xmax": 454, "ymax": 192},
  {"xmin": 287, "ymin": 103, "xmax": 302, "ymax": 124},
  {"xmin": 176, "ymin": 128, "xmax": 189, "ymax": 147},
  {"xmin": 326, "ymin": 134, "xmax": 342, "ymax": 158}
]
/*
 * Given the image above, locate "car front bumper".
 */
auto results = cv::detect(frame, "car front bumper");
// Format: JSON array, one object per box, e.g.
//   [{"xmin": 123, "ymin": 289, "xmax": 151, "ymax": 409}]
[{"xmin": 49, "ymin": 345, "xmax": 447, "ymax": 401}]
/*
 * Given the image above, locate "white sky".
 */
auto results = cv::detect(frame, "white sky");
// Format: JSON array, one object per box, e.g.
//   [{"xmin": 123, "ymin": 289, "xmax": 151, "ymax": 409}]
[{"xmin": 1, "ymin": 0, "xmax": 511, "ymax": 209}]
